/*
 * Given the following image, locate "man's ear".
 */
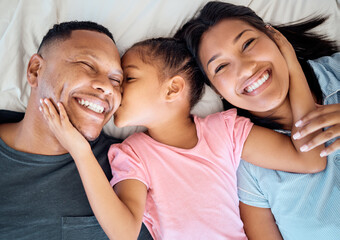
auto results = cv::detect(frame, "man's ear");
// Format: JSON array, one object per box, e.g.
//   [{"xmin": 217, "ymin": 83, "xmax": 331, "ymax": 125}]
[
  {"xmin": 164, "ymin": 75, "xmax": 186, "ymax": 102},
  {"xmin": 27, "ymin": 54, "xmax": 44, "ymax": 87}
]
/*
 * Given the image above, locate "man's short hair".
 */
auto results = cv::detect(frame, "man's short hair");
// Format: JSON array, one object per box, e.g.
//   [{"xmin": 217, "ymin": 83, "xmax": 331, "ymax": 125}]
[{"xmin": 37, "ymin": 21, "xmax": 115, "ymax": 53}]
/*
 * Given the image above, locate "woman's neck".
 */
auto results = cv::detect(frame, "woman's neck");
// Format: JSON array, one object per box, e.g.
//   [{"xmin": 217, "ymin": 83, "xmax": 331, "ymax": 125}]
[
  {"xmin": 146, "ymin": 113, "xmax": 198, "ymax": 149},
  {"xmin": 250, "ymin": 96, "xmax": 293, "ymax": 130},
  {"xmin": 249, "ymin": 89, "xmax": 319, "ymax": 130}
]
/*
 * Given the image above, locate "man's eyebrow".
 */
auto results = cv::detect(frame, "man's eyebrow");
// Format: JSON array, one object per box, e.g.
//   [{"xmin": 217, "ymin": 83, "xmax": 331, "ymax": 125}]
[
  {"xmin": 111, "ymin": 69, "xmax": 123, "ymax": 76},
  {"xmin": 73, "ymin": 51, "xmax": 100, "ymax": 61},
  {"xmin": 233, "ymin": 29, "xmax": 253, "ymax": 44},
  {"xmin": 74, "ymin": 51, "xmax": 123, "ymax": 75}
]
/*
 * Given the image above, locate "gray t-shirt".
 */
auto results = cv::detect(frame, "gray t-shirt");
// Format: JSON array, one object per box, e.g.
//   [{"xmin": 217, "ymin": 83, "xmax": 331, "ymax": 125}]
[
  {"xmin": 0, "ymin": 122, "xmax": 117, "ymax": 239},
  {"xmin": 0, "ymin": 111, "xmax": 152, "ymax": 240}
]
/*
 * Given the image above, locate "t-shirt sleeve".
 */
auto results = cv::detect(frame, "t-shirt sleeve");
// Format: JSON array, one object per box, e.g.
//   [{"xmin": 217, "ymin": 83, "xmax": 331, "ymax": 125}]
[
  {"xmin": 108, "ymin": 142, "xmax": 150, "ymax": 188},
  {"xmin": 221, "ymin": 109, "xmax": 254, "ymax": 167},
  {"xmin": 237, "ymin": 160, "xmax": 270, "ymax": 208}
]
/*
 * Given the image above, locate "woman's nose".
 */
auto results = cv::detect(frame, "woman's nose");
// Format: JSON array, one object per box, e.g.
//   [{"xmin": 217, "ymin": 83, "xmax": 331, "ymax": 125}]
[{"xmin": 236, "ymin": 59, "xmax": 257, "ymax": 79}]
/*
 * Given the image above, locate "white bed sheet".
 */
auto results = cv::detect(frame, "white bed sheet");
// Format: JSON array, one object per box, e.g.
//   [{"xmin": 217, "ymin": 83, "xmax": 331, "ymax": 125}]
[{"xmin": 0, "ymin": 0, "xmax": 339, "ymax": 138}]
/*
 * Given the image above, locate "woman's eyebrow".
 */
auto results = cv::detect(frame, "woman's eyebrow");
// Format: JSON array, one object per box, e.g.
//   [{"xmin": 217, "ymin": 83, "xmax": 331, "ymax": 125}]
[
  {"xmin": 207, "ymin": 54, "xmax": 221, "ymax": 69},
  {"xmin": 206, "ymin": 29, "xmax": 254, "ymax": 69},
  {"xmin": 233, "ymin": 29, "xmax": 253, "ymax": 44}
]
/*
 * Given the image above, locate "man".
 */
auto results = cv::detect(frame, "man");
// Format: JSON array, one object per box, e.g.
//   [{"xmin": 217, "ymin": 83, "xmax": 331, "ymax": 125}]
[{"xmin": 0, "ymin": 21, "xmax": 152, "ymax": 240}]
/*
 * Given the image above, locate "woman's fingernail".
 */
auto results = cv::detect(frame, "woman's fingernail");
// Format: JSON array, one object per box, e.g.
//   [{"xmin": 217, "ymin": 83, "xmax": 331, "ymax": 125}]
[
  {"xmin": 293, "ymin": 132, "xmax": 301, "ymax": 140},
  {"xmin": 295, "ymin": 120, "xmax": 302, "ymax": 127},
  {"xmin": 40, "ymin": 99, "xmax": 43, "ymax": 104},
  {"xmin": 300, "ymin": 145, "xmax": 308, "ymax": 152},
  {"xmin": 44, "ymin": 99, "xmax": 48, "ymax": 104},
  {"xmin": 39, "ymin": 106, "xmax": 42, "ymax": 112},
  {"xmin": 320, "ymin": 150, "xmax": 327, "ymax": 157}
]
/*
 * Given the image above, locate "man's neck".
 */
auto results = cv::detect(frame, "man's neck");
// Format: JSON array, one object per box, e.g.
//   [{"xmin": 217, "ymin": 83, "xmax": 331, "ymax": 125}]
[{"xmin": 0, "ymin": 113, "xmax": 69, "ymax": 155}]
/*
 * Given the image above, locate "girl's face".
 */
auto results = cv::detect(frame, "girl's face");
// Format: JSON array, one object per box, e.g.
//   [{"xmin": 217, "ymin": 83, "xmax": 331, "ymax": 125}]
[
  {"xmin": 114, "ymin": 49, "xmax": 164, "ymax": 128},
  {"xmin": 199, "ymin": 19, "xmax": 289, "ymax": 114}
]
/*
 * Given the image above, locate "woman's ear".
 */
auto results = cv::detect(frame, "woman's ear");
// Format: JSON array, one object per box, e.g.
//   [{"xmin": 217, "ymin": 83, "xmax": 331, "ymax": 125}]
[
  {"xmin": 164, "ymin": 75, "xmax": 185, "ymax": 102},
  {"xmin": 27, "ymin": 54, "xmax": 44, "ymax": 88}
]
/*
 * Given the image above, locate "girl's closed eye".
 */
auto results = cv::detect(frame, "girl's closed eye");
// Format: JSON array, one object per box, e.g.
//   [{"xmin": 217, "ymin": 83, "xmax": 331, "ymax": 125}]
[
  {"xmin": 242, "ymin": 38, "xmax": 255, "ymax": 51},
  {"xmin": 125, "ymin": 76, "xmax": 136, "ymax": 82}
]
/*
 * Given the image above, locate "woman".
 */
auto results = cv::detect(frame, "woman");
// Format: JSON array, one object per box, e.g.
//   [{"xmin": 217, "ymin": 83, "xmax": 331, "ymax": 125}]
[{"xmin": 176, "ymin": 1, "xmax": 339, "ymax": 239}]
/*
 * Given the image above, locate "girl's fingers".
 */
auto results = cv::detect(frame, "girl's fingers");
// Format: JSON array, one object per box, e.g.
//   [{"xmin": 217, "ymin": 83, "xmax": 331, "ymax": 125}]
[
  {"xmin": 57, "ymin": 102, "xmax": 69, "ymax": 121},
  {"xmin": 56, "ymin": 102, "xmax": 74, "ymax": 129},
  {"xmin": 320, "ymin": 139, "xmax": 340, "ymax": 157},
  {"xmin": 295, "ymin": 112, "xmax": 340, "ymax": 139},
  {"xmin": 39, "ymin": 98, "xmax": 61, "ymax": 125},
  {"xmin": 39, "ymin": 98, "xmax": 52, "ymax": 120},
  {"xmin": 300, "ymin": 125, "xmax": 340, "ymax": 151},
  {"xmin": 267, "ymin": 25, "xmax": 297, "ymax": 72},
  {"xmin": 295, "ymin": 104, "xmax": 340, "ymax": 128},
  {"xmin": 267, "ymin": 26, "xmax": 289, "ymax": 46},
  {"xmin": 44, "ymin": 98, "xmax": 58, "ymax": 119}
]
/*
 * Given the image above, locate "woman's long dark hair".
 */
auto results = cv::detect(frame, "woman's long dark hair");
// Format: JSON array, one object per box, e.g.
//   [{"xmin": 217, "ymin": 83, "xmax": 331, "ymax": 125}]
[{"xmin": 175, "ymin": 1, "xmax": 338, "ymax": 129}]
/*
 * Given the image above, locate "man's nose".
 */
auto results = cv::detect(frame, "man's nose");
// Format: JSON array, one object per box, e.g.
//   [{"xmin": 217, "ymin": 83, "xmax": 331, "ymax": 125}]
[{"xmin": 91, "ymin": 76, "xmax": 114, "ymax": 95}]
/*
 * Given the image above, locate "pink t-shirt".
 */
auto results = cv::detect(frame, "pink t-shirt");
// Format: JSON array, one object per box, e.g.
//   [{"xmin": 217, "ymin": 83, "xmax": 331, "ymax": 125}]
[{"xmin": 108, "ymin": 109, "xmax": 253, "ymax": 240}]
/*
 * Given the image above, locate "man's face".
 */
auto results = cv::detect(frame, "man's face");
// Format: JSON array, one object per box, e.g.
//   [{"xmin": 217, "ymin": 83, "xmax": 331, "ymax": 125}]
[{"xmin": 37, "ymin": 30, "xmax": 123, "ymax": 141}]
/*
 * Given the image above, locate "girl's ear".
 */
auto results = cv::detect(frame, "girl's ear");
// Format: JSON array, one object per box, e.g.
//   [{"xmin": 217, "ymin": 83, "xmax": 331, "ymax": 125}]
[
  {"xmin": 27, "ymin": 54, "xmax": 44, "ymax": 88},
  {"xmin": 164, "ymin": 75, "xmax": 185, "ymax": 102}
]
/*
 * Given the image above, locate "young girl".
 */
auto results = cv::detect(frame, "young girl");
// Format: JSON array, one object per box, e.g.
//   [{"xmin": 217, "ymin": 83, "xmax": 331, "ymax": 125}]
[{"xmin": 40, "ymin": 35, "xmax": 325, "ymax": 239}]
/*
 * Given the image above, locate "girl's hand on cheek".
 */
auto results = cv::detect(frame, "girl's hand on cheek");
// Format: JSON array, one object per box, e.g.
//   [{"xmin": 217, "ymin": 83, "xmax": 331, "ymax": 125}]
[
  {"xmin": 39, "ymin": 98, "xmax": 90, "ymax": 154},
  {"xmin": 267, "ymin": 26, "xmax": 299, "ymax": 74},
  {"xmin": 294, "ymin": 103, "xmax": 340, "ymax": 156}
]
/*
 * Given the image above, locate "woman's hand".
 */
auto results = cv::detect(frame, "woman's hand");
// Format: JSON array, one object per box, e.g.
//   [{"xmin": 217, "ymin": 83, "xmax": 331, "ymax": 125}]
[
  {"xmin": 294, "ymin": 103, "xmax": 340, "ymax": 156},
  {"xmin": 39, "ymin": 98, "xmax": 90, "ymax": 154},
  {"xmin": 268, "ymin": 26, "xmax": 328, "ymax": 161},
  {"xmin": 267, "ymin": 25, "xmax": 299, "ymax": 74}
]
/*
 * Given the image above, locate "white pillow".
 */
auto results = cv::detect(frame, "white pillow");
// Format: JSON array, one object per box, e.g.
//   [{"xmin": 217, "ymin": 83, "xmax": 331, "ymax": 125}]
[{"xmin": 0, "ymin": 0, "xmax": 338, "ymax": 138}]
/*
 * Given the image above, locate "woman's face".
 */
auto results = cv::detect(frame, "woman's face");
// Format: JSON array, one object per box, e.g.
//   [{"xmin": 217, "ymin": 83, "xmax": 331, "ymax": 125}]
[{"xmin": 199, "ymin": 19, "xmax": 289, "ymax": 114}]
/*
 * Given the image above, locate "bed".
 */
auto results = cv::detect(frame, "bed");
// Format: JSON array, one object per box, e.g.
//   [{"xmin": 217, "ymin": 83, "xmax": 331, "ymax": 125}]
[{"xmin": 0, "ymin": 0, "xmax": 339, "ymax": 138}]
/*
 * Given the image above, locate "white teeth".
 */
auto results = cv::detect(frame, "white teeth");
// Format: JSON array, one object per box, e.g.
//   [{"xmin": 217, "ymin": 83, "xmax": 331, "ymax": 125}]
[
  {"xmin": 245, "ymin": 72, "xmax": 269, "ymax": 93},
  {"xmin": 78, "ymin": 99, "xmax": 104, "ymax": 113}
]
